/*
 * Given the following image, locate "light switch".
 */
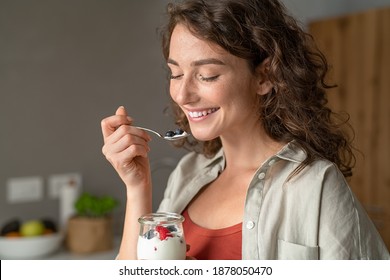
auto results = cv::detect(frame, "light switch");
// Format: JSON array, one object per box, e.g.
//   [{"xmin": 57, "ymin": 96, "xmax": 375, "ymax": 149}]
[
  {"xmin": 6, "ymin": 176, "xmax": 44, "ymax": 203},
  {"xmin": 47, "ymin": 173, "xmax": 82, "ymax": 199}
]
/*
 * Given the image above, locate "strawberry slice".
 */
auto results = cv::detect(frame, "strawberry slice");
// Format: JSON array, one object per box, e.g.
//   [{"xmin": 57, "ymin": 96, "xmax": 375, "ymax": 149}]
[{"xmin": 155, "ymin": 225, "xmax": 173, "ymax": 240}]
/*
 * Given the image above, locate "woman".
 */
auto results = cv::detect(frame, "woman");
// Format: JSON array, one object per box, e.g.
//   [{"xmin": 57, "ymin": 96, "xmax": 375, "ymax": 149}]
[{"xmin": 101, "ymin": 0, "xmax": 389, "ymax": 259}]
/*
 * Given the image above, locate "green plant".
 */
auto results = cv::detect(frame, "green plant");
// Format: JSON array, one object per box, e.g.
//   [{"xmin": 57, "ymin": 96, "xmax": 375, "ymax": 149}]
[{"xmin": 74, "ymin": 192, "xmax": 119, "ymax": 217}]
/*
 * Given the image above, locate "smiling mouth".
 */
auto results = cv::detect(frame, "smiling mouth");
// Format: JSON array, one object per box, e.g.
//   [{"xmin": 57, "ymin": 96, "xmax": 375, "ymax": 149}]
[{"xmin": 188, "ymin": 108, "xmax": 220, "ymax": 118}]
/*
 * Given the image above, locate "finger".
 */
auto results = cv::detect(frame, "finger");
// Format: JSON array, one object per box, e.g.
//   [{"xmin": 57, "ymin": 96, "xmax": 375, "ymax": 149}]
[
  {"xmin": 104, "ymin": 143, "xmax": 149, "ymax": 173},
  {"xmin": 115, "ymin": 106, "xmax": 153, "ymax": 140},
  {"xmin": 101, "ymin": 107, "xmax": 132, "ymax": 139},
  {"xmin": 115, "ymin": 107, "xmax": 151, "ymax": 141},
  {"xmin": 105, "ymin": 124, "xmax": 151, "ymax": 145},
  {"xmin": 110, "ymin": 143, "xmax": 149, "ymax": 167},
  {"xmin": 101, "ymin": 116, "xmax": 128, "ymax": 140},
  {"xmin": 122, "ymin": 143, "xmax": 150, "ymax": 160},
  {"xmin": 103, "ymin": 131, "xmax": 150, "ymax": 156},
  {"xmin": 115, "ymin": 106, "xmax": 134, "ymax": 125},
  {"xmin": 116, "ymin": 105, "xmax": 128, "ymax": 116},
  {"xmin": 116, "ymin": 106, "xmax": 133, "ymax": 124}
]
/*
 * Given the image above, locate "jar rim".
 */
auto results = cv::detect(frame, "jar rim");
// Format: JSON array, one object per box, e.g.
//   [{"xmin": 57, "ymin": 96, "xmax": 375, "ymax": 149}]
[{"xmin": 138, "ymin": 212, "xmax": 184, "ymax": 225}]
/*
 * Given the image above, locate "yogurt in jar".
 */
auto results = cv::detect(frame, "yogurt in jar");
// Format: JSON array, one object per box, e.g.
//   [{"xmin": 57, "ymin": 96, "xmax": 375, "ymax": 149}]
[
  {"xmin": 137, "ymin": 234, "xmax": 186, "ymax": 260},
  {"xmin": 137, "ymin": 213, "xmax": 186, "ymax": 260}
]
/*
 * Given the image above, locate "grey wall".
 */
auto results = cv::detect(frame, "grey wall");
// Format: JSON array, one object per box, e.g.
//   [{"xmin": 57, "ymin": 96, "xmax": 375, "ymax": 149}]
[
  {"xmin": 0, "ymin": 0, "xmax": 184, "ymax": 233},
  {"xmin": 1, "ymin": 0, "xmax": 389, "ymax": 234}
]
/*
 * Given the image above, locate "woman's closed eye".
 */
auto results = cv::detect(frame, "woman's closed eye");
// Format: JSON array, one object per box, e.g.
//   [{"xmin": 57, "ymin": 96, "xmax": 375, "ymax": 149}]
[
  {"xmin": 170, "ymin": 74, "xmax": 183, "ymax": 80},
  {"xmin": 170, "ymin": 73, "xmax": 220, "ymax": 82},
  {"xmin": 199, "ymin": 74, "xmax": 220, "ymax": 82}
]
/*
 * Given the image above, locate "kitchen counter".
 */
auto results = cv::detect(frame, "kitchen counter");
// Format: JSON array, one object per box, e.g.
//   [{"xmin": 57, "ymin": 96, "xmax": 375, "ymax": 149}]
[{"xmin": 46, "ymin": 236, "xmax": 120, "ymax": 260}]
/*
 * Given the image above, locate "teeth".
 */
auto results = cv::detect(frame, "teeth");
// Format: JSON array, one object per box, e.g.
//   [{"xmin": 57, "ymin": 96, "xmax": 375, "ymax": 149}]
[{"xmin": 188, "ymin": 108, "xmax": 217, "ymax": 118}]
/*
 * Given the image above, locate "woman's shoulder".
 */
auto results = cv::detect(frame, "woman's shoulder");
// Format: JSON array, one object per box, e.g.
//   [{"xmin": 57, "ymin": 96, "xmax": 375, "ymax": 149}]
[
  {"xmin": 278, "ymin": 142, "xmax": 346, "ymax": 187},
  {"xmin": 281, "ymin": 155, "xmax": 351, "ymax": 208}
]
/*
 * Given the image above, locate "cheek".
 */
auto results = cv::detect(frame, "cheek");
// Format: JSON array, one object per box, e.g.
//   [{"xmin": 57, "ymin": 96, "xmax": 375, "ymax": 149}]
[{"xmin": 226, "ymin": 82, "xmax": 258, "ymax": 109}]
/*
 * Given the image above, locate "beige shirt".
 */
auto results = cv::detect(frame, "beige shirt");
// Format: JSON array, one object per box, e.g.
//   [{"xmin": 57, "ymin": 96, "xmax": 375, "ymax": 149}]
[{"xmin": 158, "ymin": 141, "xmax": 389, "ymax": 259}]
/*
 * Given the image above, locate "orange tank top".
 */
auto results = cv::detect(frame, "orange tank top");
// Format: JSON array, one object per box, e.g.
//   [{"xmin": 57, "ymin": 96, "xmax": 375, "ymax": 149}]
[{"xmin": 182, "ymin": 208, "xmax": 242, "ymax": 260}]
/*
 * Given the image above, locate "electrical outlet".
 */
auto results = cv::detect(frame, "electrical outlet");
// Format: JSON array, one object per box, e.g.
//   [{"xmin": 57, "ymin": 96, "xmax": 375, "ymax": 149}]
[
  {"xmin": 47, "ymin": 173, "xmax": 82, "ymax": 199},
  {"xmin": 6, "ymin": 176, "xmax": 44, "ymax": 203}
]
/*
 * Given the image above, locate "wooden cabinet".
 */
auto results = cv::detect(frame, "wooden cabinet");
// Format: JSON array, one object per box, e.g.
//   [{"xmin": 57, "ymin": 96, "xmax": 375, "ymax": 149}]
[{"xmin": 309, "ymin": 7, "xmax": 390, "ymax": 250}]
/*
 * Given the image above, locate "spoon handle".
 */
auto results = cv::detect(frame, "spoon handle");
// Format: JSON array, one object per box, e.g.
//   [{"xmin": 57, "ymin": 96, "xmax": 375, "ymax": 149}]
[{"xmin": 134, "ymin": 126, "xmax": 163, "ymax": 138}]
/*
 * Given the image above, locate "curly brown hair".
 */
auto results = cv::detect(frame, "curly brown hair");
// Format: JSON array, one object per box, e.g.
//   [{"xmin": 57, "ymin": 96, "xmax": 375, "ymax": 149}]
[{"xmin": 160, "ymin": 0, "xmax": 356, "ymax": 177}]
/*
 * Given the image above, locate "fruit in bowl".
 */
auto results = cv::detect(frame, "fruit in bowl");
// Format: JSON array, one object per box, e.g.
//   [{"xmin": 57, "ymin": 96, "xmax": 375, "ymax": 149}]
[
  {"xmin": 1, "ymin": 218, "xmax": 58, "ymax": 237},
  {"xmin": 20, "ymin": 220, "xmax": 45, "ymax": 237},
  {"xmin": 0, "ymin": 218, "xmax": 63, "ymax": 259}
]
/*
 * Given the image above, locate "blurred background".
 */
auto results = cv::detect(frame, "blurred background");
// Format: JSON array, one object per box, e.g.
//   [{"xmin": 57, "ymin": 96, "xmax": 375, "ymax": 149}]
[{"xmin": 0, "ymin": 0, "xmax": 389, "ymax": 259}]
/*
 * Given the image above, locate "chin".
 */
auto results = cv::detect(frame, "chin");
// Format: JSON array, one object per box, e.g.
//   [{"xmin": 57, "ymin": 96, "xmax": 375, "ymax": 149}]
[
  {"xmin": 192, "ymin": 133, "xmax": 218, "ymax": 142},
  {"xmin": 189, "ymin": 125, "xmax": 220, "ymax": 141}
]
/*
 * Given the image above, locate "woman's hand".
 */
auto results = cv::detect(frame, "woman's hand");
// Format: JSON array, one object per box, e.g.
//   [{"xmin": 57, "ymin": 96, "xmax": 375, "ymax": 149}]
[
  {"xmin": 101, "ymin": 106, "xmax": 153, "ymax": 259},
  {"xmin": 101, "ymin": 106, "xmax": 152, "ymax": 189}
]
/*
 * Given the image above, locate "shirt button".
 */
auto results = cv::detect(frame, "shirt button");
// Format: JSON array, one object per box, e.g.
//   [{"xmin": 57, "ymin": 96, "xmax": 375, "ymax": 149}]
[
  {"xmin": 258, "ymin": 172, "xmax": 265, "ymax": 179},
  {"xmin": 268, "ymin": 159, "xmax": 276, "ymax": 166},
  {"xmin": 246, "ymin": 221, "xmax": 255, "ymax": 229}
]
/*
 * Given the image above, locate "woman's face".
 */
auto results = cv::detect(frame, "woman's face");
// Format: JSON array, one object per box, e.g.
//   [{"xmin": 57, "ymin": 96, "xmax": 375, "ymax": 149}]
[{"xmin": 168, "ymin": 24, "xmax": 261, "ymax": 142}]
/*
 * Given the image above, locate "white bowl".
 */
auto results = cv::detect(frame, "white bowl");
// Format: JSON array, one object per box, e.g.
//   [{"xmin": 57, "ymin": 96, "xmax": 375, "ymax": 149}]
[{"xmin": 0, "ymin": 233, "xmax": 63, "ymax": 259}]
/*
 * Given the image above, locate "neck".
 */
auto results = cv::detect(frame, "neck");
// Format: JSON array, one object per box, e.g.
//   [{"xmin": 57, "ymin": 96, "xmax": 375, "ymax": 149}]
[{"xmin": 220, "ymin": 125, "xmax": 285, "ymax": 172}]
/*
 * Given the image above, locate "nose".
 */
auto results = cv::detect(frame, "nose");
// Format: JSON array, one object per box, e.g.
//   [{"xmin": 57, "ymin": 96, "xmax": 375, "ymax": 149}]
[{"xmin": 170, "ymin": 75, "xmax": 198, "ymax": 105}]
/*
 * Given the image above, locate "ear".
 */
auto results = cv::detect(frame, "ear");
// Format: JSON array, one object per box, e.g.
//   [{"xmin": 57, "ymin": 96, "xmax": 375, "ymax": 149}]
[{"xmin": 255, "ymin": 57, "xmax": 273, "ymax": 96}]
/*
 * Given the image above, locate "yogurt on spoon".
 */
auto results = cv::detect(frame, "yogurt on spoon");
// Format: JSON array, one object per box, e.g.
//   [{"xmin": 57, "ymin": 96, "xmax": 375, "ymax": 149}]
[{"xmin": 164, "ymin": 128, "xmax": 189, "ymax": 140}]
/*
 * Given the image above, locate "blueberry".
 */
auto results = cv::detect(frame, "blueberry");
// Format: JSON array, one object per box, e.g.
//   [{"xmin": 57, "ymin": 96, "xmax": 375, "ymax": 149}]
[
  {"xmin": 166, "ymin": 225, "xmax": 177, "ymax": 232},
  {"xmin": 143, "ymin": 229, "xmax": 156, "ymax": 239},
  {"xmin": 174, "ymin": 128, "xmax": 184, "ymax": 135},
  {"xmin": 165, "ymin": 130, "xmax": 175, "ymax": 138}
]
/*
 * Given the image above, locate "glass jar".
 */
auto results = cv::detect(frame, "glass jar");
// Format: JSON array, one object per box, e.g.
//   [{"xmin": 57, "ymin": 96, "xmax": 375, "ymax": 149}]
[{"xmin": 137, "ymin": 212, "xmax": 186, "ymax": 260}]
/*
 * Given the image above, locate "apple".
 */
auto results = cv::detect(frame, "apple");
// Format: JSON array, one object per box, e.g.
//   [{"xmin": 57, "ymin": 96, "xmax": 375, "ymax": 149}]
[{"xmin": 20, "ymin": 220, "xmax": 45, "ymax": 237}]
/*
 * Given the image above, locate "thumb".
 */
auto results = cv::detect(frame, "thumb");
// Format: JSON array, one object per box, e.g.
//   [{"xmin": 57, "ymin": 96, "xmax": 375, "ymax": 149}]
[
  {"xmin": 116, "ymin": 106, "xmax": 133, "ymax": 123},
  {"xmin": 116, "ymin": 105, "xmax": 128, "ymax": 116}
]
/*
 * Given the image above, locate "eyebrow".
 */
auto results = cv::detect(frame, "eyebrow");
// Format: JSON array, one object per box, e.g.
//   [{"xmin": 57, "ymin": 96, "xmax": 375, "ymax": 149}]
[{"xmin": 167, "ymin": 58, "xmax": 226, "ymax": 67}]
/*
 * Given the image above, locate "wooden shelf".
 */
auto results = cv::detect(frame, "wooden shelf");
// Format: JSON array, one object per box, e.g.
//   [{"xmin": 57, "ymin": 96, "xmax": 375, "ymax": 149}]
[{"xmin": 309, "ymin": 6, "xmax": 390, "ymax": 250}]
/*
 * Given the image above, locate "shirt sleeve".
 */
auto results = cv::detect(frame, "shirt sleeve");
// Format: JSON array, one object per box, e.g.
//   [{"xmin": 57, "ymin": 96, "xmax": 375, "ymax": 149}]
[{"xmin": 318, "ymin": 165, "xmax": 389, "ymax": 259}]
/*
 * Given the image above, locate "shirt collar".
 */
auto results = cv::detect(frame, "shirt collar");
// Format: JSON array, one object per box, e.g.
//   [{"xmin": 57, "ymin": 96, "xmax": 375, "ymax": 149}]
[
  {"xmin": 275, "ymin": 140, "xmax": 307, "ymax": 163},
  {"xmin": 207, "ymin": 140, "xmax": 307, "ymax": 168},
  {"xmin": 201, "ymin": 148, "xmax": 225, "ymax": 171}
]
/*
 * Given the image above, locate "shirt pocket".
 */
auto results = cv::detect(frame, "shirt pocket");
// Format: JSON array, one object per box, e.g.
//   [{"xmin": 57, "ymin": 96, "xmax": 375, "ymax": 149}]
[{"xmin": 277, "ymin": 239, "xmax": 319, "ymax": 260}]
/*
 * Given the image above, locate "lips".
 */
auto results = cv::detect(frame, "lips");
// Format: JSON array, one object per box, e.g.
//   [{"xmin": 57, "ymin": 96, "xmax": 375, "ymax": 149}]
[{"xmin": 188, "ymin": 108, "xmax": 219, "ymax": 118}]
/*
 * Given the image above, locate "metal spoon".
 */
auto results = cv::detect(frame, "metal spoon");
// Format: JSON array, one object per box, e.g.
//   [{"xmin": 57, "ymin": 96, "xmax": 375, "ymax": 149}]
[{"xmin": 135, "ymin": 126, "xmax": 190, "ymax": 141}]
